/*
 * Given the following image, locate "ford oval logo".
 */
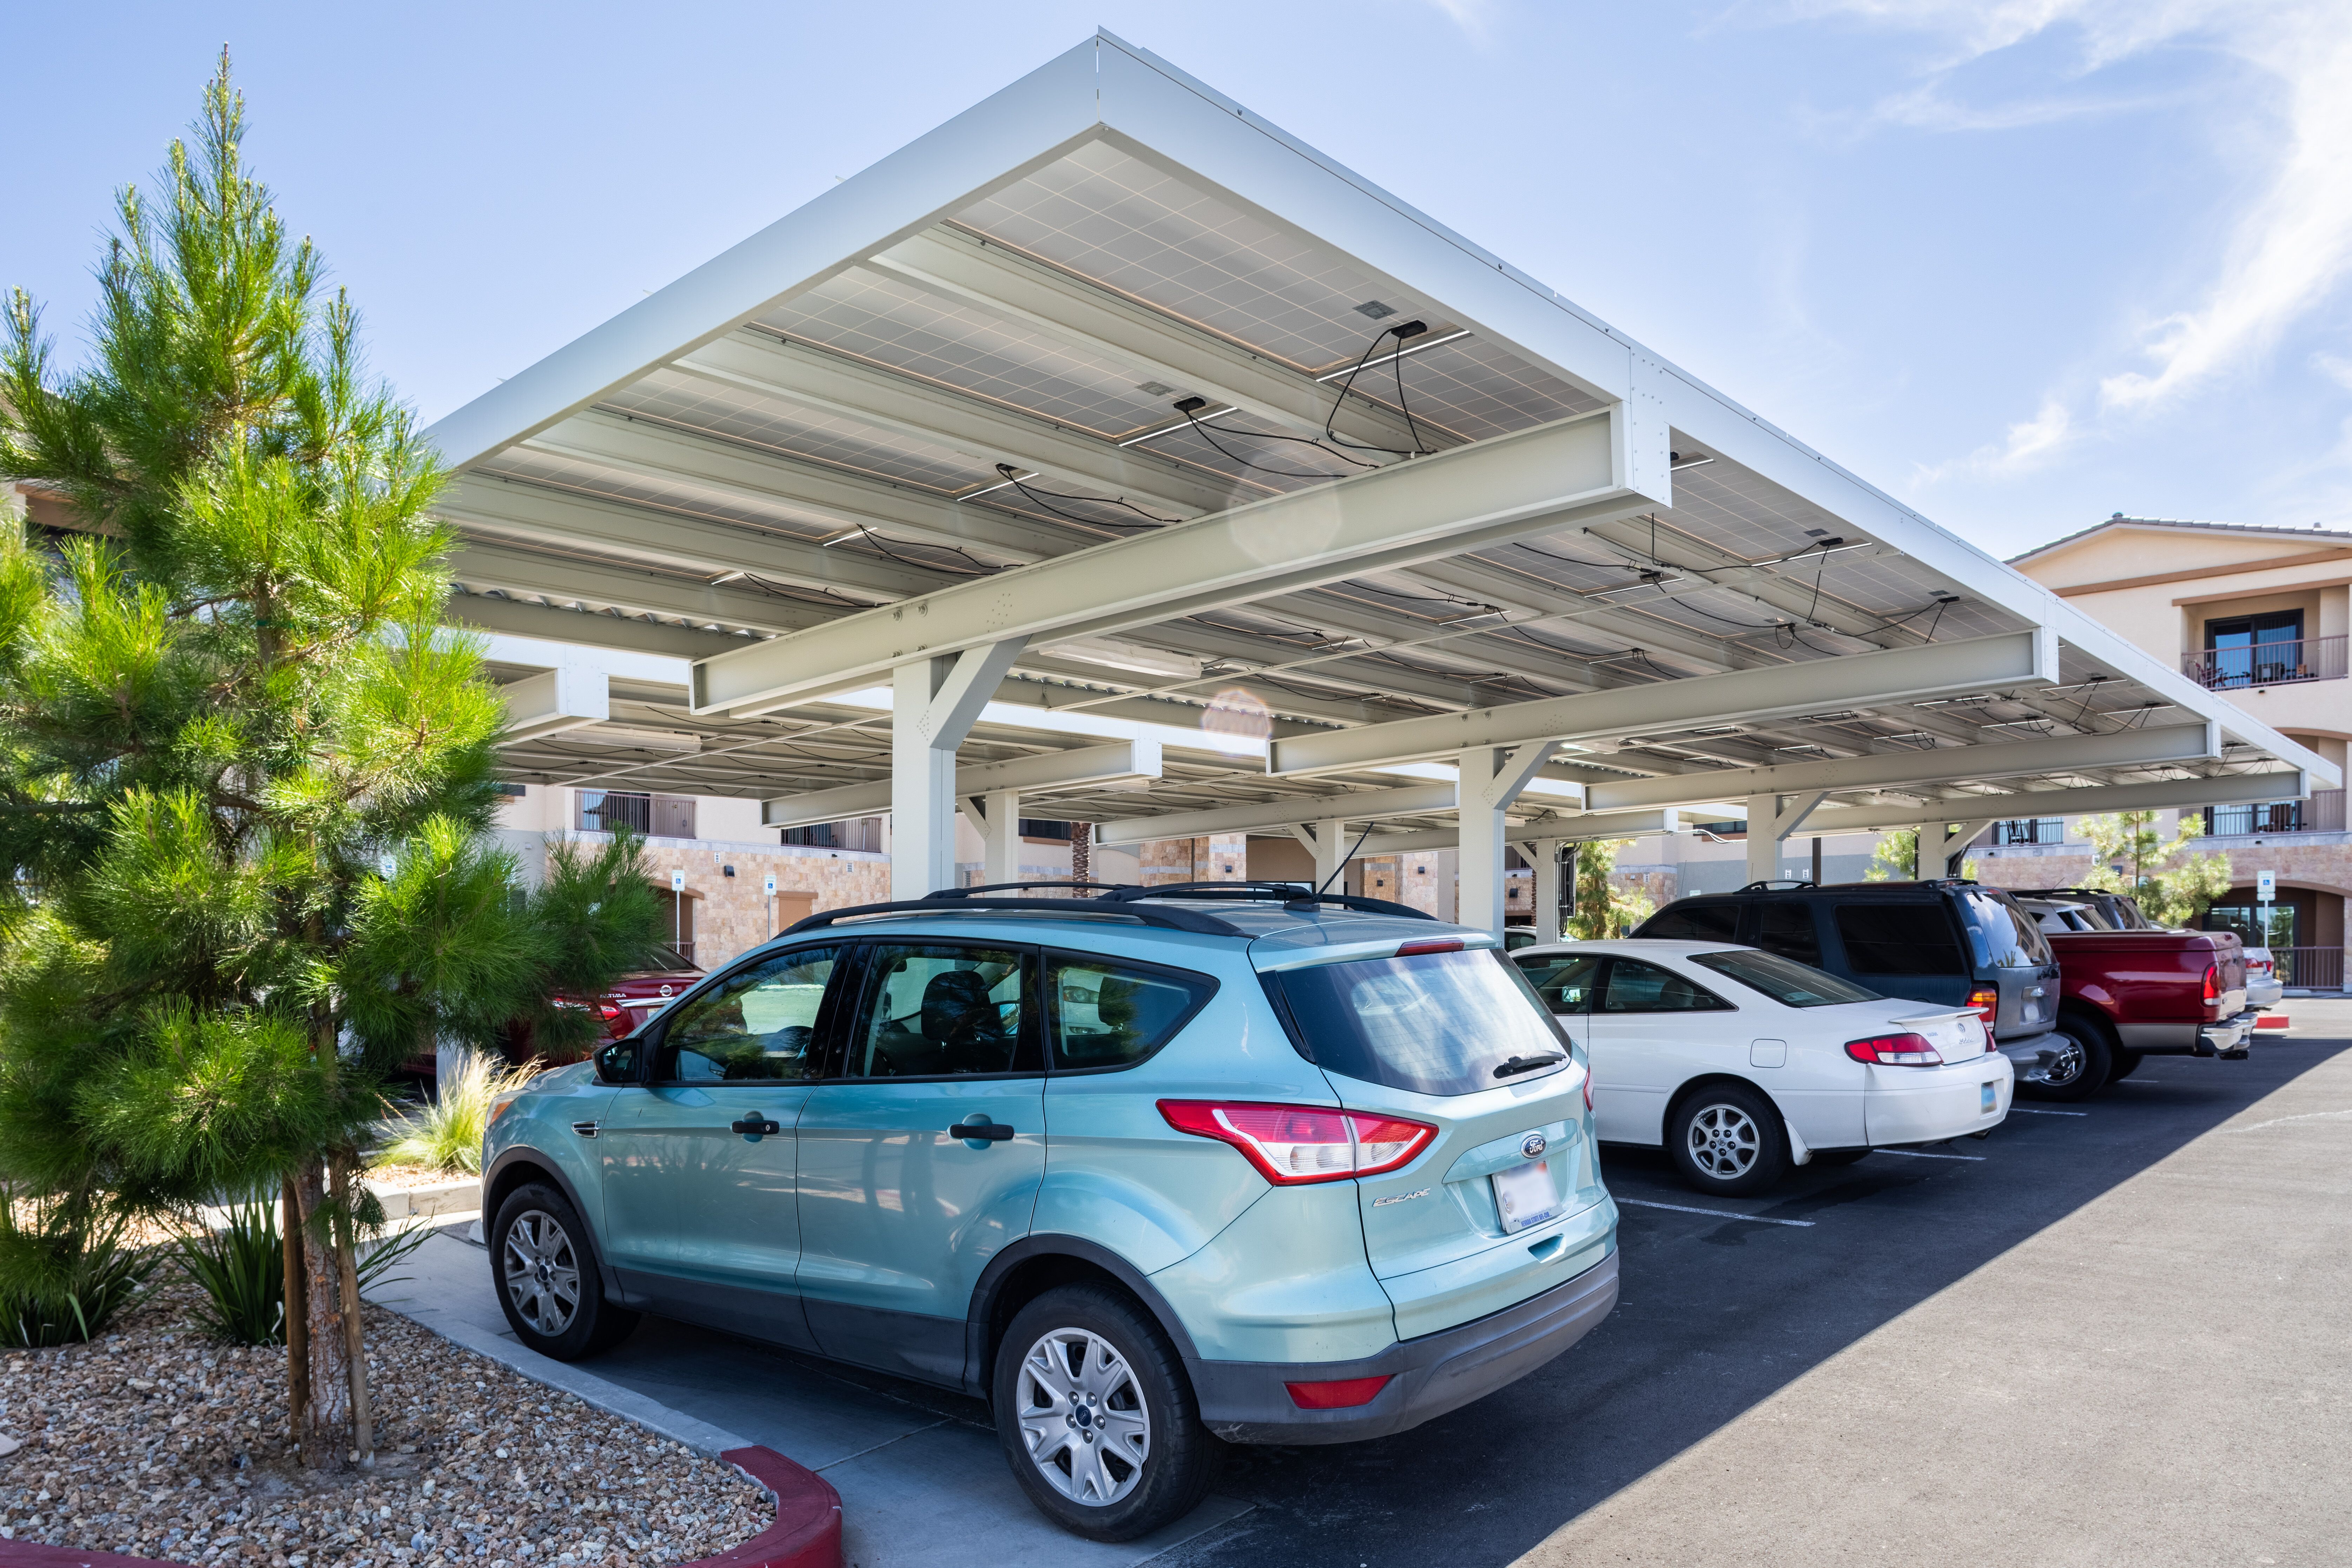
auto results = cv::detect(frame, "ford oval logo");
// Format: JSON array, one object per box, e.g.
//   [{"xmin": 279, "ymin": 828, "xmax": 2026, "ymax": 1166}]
[{"xmin": 1521, "ymin": 1132, "xmax": 1548, "ymax": 1160}]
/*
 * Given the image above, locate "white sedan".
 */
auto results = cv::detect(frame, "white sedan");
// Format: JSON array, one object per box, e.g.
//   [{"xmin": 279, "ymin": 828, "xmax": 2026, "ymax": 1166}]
[{"xmin": 1512, "ymin": 938, "xmax": 2014, "ymax": 1196}]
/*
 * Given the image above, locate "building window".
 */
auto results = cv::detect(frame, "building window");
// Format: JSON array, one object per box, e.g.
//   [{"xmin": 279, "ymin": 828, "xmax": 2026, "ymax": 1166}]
[
  {"xmin": 577, "ymin": 791, "xmax": 695, "ymax": 838},
  {"xmin": 1994, "ymin": 817, "xmax": 2065, "ymax": 846},
  {"xmin": 1017, "ymin": 818, "xmax": 1074, "ymax": 840},
  {"xmin": 781, "ymin": 817, "xmax": 881, "ymax": 852}
]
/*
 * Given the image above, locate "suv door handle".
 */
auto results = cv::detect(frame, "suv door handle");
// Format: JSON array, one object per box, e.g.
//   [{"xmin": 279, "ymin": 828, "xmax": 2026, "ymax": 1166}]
[
  {"xmin": 731, "ymin": 1116, "xmax": 781, "ymax": 1137},
  {"xmin": 948, "ymin": 1119, "xmax": 1016, "ymax": 1143}
]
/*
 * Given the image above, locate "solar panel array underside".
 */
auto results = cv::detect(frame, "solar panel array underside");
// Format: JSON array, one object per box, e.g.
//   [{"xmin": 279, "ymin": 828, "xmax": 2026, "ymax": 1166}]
[{"xmin": 452, "ymin": 132, "xmax": 2298, "ymax": 808}]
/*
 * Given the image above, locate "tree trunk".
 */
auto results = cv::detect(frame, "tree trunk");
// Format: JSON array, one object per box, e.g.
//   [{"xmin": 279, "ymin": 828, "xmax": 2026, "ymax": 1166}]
[
  {"xmin": 328, "ymin": 1150, "xmax": 375, "ymax": 1466},
  {"xmin": 281, "ymin": 1177, "xmax": 310, "ymax": 1439},
  {"xmin": 290, "ymin": 1156, "xmax": 352, "ymax": 1469}
]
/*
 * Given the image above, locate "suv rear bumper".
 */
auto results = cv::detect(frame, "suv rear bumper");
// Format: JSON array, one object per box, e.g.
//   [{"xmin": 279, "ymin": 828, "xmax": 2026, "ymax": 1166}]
[
  {"xmin": 1993, "ymin": 1027, "xmax": 2060, "ymax": 1073},
  {"xmin": 1186, "ymin": 1247, "xmax": 1619, "ymax": 1445}
]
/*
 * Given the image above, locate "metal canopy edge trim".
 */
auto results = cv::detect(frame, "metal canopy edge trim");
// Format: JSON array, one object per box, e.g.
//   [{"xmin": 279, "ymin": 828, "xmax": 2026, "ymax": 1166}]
[
  {"xmin": 1267, "ymin": 629, "xmax": 2058, "ymax": 777},
  {"xmin": 1801, "ymin": 769, "xmax": 2310, "ymax": 836}
]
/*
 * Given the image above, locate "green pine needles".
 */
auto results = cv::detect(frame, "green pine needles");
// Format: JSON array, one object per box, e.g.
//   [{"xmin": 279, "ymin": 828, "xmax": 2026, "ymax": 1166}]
[{"xmin": 0, "ymin": 56, "xmax": 666, "ymax": 1465}]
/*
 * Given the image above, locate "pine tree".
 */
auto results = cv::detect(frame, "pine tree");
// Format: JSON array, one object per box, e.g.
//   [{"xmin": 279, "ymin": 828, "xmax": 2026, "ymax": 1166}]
[
  {"xmin": 0, "ymin": 56, "xmax": 662, "ymax": 1469},
  {"xmin": 1564, "ymin": 839, "xmax": 1652, "ymax": 939},
  {"xmin": 2078, "ymin": 810, "xmax": 2231, "ymax": 928}
]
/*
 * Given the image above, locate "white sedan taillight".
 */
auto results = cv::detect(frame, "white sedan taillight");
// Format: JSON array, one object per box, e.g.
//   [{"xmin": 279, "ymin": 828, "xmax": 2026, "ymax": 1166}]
[
  {"xmin": 1157, "ymin": 1101, "xmax": 1436, "ymax": 1185},
  {"xmin": 1844, "ymin": 1032, "xmax": 1944, "ymax": 1066}
]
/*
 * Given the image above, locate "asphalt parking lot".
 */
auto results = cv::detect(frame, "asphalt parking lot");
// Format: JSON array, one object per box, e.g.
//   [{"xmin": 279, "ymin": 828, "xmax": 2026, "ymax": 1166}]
[{"xmin": 381, "ymin": 1008, "xmax": 2352, "ymax": 1567}]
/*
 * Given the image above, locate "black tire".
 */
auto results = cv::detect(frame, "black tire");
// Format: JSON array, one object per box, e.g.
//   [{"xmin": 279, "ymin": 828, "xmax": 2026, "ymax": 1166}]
[
  {"xmin": 992, "ymin": 1284, "xmax": 1219, "ymax": 1542},
  {"xmin": 1667, "ymin": 1082, "xmax": 1790, "ymax": 1196},
  {"xmin": 2018, "ymin": 1018, "xmax": 2111, "ymax": 1103},
  {"xmin": 489, "ymin": 1182, "xmax": 638, "ymax": 1359},
  {"xmin": 1811, "ymin": 1148, "xmax": 1872, "ymax": 1166},
  {"xmin": 2106, "ymin": 1048, "xmax": 2142, "ymax": 1082}
]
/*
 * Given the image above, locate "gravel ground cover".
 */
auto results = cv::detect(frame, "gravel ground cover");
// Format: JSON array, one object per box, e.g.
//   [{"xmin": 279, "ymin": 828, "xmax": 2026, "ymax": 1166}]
[{"xmin": 0, "ymin": 1279, "xmax": 770, "ymax": 1568}]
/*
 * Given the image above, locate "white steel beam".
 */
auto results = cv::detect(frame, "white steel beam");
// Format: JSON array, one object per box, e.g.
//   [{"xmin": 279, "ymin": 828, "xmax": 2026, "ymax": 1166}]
[
  {"xmin": 438, "ymin": 478, "xmax": 941, "ymax": 600},
  {"xmin": 534, "ymin": 411, "xmax": 1077, "ymax": 562},
  {"xmin": 1526, "ymin": 839, "xmax": 1565, "ymax": 942},
  {"xmin": 1801, "ymin": 770, "xmax": 2309, "ymax": 836},
  {"xmin": 1268, "ymin": 630, "xmax": 2058, "ymax": 777},
  {"xmin": 1095, "ymin": 783, "xmax": 1456, "ymax": 846},
  {"xmin": 675, "ymin": 334, "xmax": 1229, "ymax": 517},
  {"xmin": 1746, "ymin": 792, "xmax": 1826, "ymax": 886},
  {"xmin": 763, "ymin": 738, "xmax": 1163, "ymax": 827},
  {"xmin": 1911, "ymin": 820, "xmax": 1995, "ymax": 880},
  {"xmin": 894, "ymin": 640, "xmax": 1027, "ymax": 897},
  {"xmin": 972, "ymin": 789, "xmax": 1022, "ymax": 884},
  {"xmin": 693, "ymin": 410, "xmax": 1631, "ymax": 716},
  {"xmin": 499, "ymin": 667, "xmax": 610, "ymax": 744},
  {"xmin": 1581, "ymin": 722, "xmax": 2224, "ymax": 814},
  {"xmin": 1346, "ymin": 809, "xmax": 1686, "ymax": 861},
  {"xmin": 448, "ymin": 594, "xmax": 755, "ymax": 660},
  {"xmin": 870, "ymin": 228, "xmax": 1429, "ymax": 455}
]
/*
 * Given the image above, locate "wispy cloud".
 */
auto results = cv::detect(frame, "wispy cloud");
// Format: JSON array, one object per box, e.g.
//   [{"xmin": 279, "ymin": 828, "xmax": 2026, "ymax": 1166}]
[
  {"xmin": 1917, "ymin": 395, "xmax": 2075, "ymax": 483},
  {"xmin": 1421, "ymin": 0, "xmax": 1496, "ymax": 41},
  {"xmin": 1796, "ymin": 2, "xmax": 2352, "ymax": 413}
]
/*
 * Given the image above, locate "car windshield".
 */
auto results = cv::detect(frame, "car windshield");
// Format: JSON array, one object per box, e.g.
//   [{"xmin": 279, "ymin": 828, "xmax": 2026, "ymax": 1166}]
[
  {"xmin": 1690, "ymin": 948, "xmax": 1881, "ymax": 1007},
  {"xmin": 1271, "ymin": 948, "xmax": 1568, "ymax": 1096}
]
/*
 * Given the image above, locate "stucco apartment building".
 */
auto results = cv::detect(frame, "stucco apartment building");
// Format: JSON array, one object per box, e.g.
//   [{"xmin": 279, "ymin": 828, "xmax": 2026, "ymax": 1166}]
[{"xmin": 1967, "ymin": 516, "xmax": 2352, "ymax": 989}]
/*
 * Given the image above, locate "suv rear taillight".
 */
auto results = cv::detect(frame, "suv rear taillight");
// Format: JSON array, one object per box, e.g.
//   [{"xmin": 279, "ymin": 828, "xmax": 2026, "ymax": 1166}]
[
  {"xmin": 1845, "ymin": 1033, "xmax": 1944, "ymax": 1066},
  {"xmin": 1964, "ymin": 986, "xmax": 1999, "ymax": 1024},
  {"xmin": 1157, "ymin": 1101, "xmax": 1436, "ymax": 1185},
  {"xmin": 2202, "ymin": 963, "xmax": 2220, "ymax": 1003}
]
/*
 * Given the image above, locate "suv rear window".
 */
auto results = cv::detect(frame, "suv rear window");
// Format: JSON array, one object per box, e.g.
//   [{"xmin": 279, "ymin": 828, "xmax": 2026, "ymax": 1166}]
[
  {"xmin": 1962, "ymin": 889, "xmax": 2053, "ymax": 967},
  {"xmin": 1638, "ymin": 903, "xmax": 1740, "ymax": 942},
  {"xmin": 1271, "ymin": 949, "xmax": 1567, "ymax": 1096},
  {"xmin": 1834, "ymin": 904, "xmax": 1968, "ymax": 976}
]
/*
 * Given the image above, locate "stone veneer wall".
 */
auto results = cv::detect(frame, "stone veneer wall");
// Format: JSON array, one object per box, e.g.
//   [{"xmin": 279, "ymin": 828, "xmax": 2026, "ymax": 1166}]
[
  {"xmin": 1137, "ymin": 836, "xmax": 1250, "ymax": 885},
  {"xmin": 626, "ymin": 838, "xmax": 888, "ymax": 972}
]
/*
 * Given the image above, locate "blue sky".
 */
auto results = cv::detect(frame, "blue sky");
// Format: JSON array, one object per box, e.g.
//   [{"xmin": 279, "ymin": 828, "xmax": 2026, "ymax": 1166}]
[{"xmin": 9, "ymin": 1, "xmax": 2351, "ymax": 560}]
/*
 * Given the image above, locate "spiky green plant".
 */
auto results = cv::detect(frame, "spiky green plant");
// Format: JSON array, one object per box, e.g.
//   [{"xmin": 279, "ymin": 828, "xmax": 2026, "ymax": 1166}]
[
  {"xmin": 0, "ymin": 1191, "xmax": 159, "ymax": 1347},
  {"xmin": 176, "ymin": 1191, "xmax": 430, "ymax": 1346},
  {"xmin": 375, "ymin": 1053, "xmax": 537, "ymax": 1176}
]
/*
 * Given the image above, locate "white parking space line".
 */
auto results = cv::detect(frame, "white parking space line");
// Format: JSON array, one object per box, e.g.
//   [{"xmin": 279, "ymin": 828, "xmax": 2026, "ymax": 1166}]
[
  {"xmin": 1616, "ymin": 1197, "xmax": 1815, "ymax": 1227},
  {"xmin": 1870, "ymin": 1148, "xmax": 1984, "ymax": 1161},
  {"xmin": 2009, "ymin": 1107, "xmax": 2089, "ymax": 1116}
]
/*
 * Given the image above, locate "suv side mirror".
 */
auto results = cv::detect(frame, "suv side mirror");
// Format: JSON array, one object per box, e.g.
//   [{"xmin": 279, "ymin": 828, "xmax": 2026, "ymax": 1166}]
[{"xmin": 595, "ymin": 1037, "xmax": 646, "ymax": 1086}]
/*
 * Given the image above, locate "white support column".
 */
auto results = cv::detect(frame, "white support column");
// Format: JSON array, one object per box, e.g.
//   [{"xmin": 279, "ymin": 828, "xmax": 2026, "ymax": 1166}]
[
  {"xmin": 1745, "ymin": 792, "xmax": 1827, "ymax": 886},
  {"xmin": 1459, "ymin": 743, "xmax": 1556, "ymax": 936},
  {"xmin": 891, "ymin": 639, "xmax": 1026, "ymax": 899},
  {"xmin": 1910, "ymin": 819, "xmax": 1997, "ymax": 880},
  {"xmin": 966, "ymin": 789, "xmax": 1022, "ymax": 887},
  {"xmin": 1528, "ymin": 839, "xmax": 1566, "ymax": 943},
  {"xmin": 1310, "ymin": 818, "xmax": 1348, "ymax": 893}
]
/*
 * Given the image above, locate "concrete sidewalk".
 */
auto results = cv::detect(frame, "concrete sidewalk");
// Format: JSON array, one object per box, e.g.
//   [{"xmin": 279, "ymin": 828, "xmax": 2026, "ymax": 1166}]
[{"xmin": 365, "ymin": 1231, "xmax": 1250, "ymax": 1568}]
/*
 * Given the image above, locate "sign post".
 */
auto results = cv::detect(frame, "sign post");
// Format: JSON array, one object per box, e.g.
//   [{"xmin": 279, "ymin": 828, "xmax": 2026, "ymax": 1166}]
[{"xmin": 670, "ymin": 869, "xmax": 686, "ymax": 956}]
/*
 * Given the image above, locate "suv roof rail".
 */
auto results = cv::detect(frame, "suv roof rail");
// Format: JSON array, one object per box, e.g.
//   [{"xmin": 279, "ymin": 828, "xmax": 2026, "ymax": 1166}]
[
  {"xmin": 787, "ymin": 895, "xmax": 1244, "ymax": 937},
  {"xmin": 1097, "ymin": 881, "xmax": 1435, "ymax": 921},
  {"xmin": 1733, "ymin": 879, "xmax": 1817, "ymax": 893},
  {"xmin": 920, "ymin": 881, "xmax": 1135, "ymax": 900}
]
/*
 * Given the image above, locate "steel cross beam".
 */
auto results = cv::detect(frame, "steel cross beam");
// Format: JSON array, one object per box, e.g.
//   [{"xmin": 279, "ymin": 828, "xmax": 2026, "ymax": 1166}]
[
  {"xmin": 499, "ymin": 668, "xmax": 610, "ymax": 744},
  {"xmin": 1798, "ymin": 769, "xmax": 2309, "ymax": 835},
  {"xmin": 1266, "ymin": 629, "xmax": 2059, "ymax": 776},
  {"xmin": 762, "ymin": 738, "xmax": 1163, "ymax": 827},
  {"xmin": 1579, "ymin": 722, "xmax": 2224, "ymax": 813},
  {"xmin": 691, "ymin": 409, "xmax": 1634, "ymax": 717},
  {"xmin": 448, "ymin": 538, "xmax": 838, "ymax": 634}
]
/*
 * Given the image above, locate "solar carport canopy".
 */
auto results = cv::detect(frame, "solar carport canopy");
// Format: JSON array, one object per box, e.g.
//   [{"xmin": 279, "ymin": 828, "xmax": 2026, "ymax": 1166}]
[{"xmin": 427, "ymin": 32, "xmax": 2333, "ymax": 930}]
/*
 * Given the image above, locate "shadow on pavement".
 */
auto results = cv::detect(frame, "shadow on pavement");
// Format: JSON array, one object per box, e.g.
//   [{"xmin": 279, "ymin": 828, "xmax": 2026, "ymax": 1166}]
[{"xmin": 1152, "ymin": 1037, "xmax": 2352, "ymax": 1568}]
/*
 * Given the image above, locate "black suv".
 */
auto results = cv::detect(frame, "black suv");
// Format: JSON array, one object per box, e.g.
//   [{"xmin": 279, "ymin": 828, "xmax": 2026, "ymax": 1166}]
[{"xmin": 1631, "ymin": 880, "xmax": 2061, "ymax": 1073}]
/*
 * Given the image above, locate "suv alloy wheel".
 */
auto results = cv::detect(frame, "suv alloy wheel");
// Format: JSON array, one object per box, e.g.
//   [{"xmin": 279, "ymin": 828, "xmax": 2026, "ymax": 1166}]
[
  {"xmin": 993, "ymin": 1284, "xmax": 1218, "ymax": 1541},
  {"xmin": 490, "ymin": 1182, "xmax": 639, "ymax": 1359}
]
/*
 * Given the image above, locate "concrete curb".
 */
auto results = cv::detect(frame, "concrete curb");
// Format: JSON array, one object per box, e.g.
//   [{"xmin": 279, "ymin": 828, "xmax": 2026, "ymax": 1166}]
[{"xmin": 0, "ymin": 1446, "xmax": 843, "ymax": 1568}]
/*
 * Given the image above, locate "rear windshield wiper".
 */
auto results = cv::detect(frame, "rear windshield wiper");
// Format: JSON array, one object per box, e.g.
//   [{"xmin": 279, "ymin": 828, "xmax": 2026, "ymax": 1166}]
[{"xmin": 1493, "ymin": 1052, "xmax": 1566, "ymax": 1079}]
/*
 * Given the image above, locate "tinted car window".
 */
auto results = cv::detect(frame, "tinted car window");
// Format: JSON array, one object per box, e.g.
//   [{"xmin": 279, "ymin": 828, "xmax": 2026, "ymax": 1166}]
[
  {"xmin": 654, "ymin": 945, "xmax": 839, "ymax": 1082},
  {"xmin": 1962, "ymin": 889, "xmax": 2053, "ymax": 967},
  {"xmin": 1834, "ymin": 904, "xmax": 1968, "ymax": 976},
  {"xmin": 1047, "ymin": 955, "xmax": 1215, "ymax": 1072},
  {"xmin": 1750, "ymin": 902, "xmax": 1822, "ymax": 966},
  {"xmin": 1638, "ymin": 903, "xmax": 1741, "ymax": 942},
  {"xmin": 1514, "ymin": 952, "xmax": 1601, "ymax": 1013},
  {"xmin": 1601, "ymin": 958, "xmax": 1735, "ymax": 1012},
  {"xmin": 1691, "ymin": 949, "xmax": 1881, "ymax": 1007},
  {"xmin": 1273, "ymin": 949, "xmax": 1567, "ymax": 1096},
  {"xmin": 850, "ymin": 944, "xmax": 1040, "ymax": 1077}
]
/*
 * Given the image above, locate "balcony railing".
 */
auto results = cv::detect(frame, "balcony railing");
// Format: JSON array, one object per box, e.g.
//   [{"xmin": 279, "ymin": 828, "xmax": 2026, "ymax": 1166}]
[
  {"xmin": 2203, "ymin": 790, "xmax": 2346, "ymax": 837},
  {"xmin": 2273, "ymin": 948, "xmax": 2344, "ymax": 991},
  {"xmin": 2182, "ymin": 635, "xmax": 2347, "ymax": 690}
]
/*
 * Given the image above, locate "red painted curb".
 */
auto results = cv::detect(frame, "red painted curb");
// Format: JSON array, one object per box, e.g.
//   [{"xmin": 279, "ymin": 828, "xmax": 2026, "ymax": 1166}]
[
  {"xmin": 0, "ymin": 1446, "xmax": 842, "ymax": 1568},
  {"xmin": 2256, "ymin": 1014, "xmax": 2291, "ymax": 1030},
  {"xmin": 691, "ymin": 1448, "xmax": 843, "ymax": 1568}
]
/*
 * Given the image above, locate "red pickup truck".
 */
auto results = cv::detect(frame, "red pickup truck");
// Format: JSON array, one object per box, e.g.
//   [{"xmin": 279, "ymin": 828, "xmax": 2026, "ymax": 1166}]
[{"xmin": 2028, "ymin": 923, "xmax": 2254, "ymax": 1100}]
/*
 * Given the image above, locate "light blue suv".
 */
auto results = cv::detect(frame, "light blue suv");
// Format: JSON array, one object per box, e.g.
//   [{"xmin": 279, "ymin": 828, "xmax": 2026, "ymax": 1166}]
[{"xmin": 481, "ymin": 883, "xmax": 1620, "ymax": 1539}]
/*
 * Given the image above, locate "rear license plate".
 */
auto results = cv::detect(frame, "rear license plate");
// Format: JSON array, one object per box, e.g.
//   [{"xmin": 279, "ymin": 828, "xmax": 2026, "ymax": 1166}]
[
  {"xmin": 1981, "ymin": 1082, "xmax": 1997, "ymax": 1114},
  {"xmin": 1492, "ymin": 1160, "xmax": 1560, "ymax": 1233}
]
